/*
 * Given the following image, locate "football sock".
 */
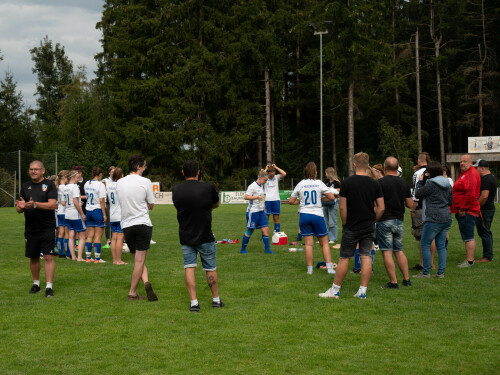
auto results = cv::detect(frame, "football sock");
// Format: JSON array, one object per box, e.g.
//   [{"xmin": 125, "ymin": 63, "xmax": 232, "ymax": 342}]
[
  {"xmin": 274, "ymin": 223, "xmax": 280, "ymax": 232},
  {"xmin": 46, "ymin": 282, "xmax": 53, "ymax": 289},
  {"xmin": 297, "ymin": 232, "xmax": 302, "ymax": 241},
  {"xmin": 33, "ymin": 280, "xmax": 40, "ymax": 287},
  {"xmin": 64, "ymin": 239, "xmax": 70, "ymax": 257},
  {"xmin": 57, "ymin": 238, "xmax": 64, "ymax": 255},
  {"xmin": 190, "ymin": 299, "xmax": 199, "ymax": 307},
  {"xmin": 240, "ymin": 235, "xmax": 250, "ymax": 253},
  {"xmin": 354, "ymin": 249, "xmax": 361, "ymax": 269},
  {"xmin": 262, "ymin": 235, "xmax": 273, "ymax": 253},
  {"xmin": 358, "ymin": 286, "xmax": 367, "ymax": 294},
  {"xmin": 85, "ymin": 242, "xmax": 92, "ymax": 259},
  {"xmin": 213, "ymin": 296, "xmax": 220, "ymax": 303},
  {"xmin": 94, "ymin": 243, "xmax": 101, "ymax": 260},
  {"xmin": 307, "ymin": 266, "xmax": 313, "ymax": 274}
]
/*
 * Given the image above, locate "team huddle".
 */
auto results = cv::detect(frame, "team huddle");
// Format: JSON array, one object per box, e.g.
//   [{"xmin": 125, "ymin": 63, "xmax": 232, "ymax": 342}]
[{"xmin": 15, "ymin": 151, "xmax": 495, "ymax": 306}]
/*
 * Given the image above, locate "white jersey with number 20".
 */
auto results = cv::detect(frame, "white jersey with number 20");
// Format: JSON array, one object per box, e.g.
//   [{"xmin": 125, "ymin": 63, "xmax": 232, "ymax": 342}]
[{"xmin": 291, "ymin": 179, "xmax": 330, "ymax": 217}]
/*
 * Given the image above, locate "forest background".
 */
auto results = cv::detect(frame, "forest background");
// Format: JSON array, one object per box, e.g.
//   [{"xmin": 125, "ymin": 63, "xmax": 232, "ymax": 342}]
[{"xmin": 1, "ymin": 0, "xmax": 499, "ymax": 189}]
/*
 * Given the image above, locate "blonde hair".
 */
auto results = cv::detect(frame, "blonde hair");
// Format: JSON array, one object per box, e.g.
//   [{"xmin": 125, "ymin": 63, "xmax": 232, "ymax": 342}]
[
  {"xmin": 66, "ymin": 170, "xmax": 79, "ymax": 182},
  {"xmin": 258, "ymin": 169, "xmax": 267, "ymax": 178},
  {"xmin": 325, "ymin": 167, "xmax": 340, "ymax": 182},
  {"xmin": 55, "ymin": 170, "xmax": 69, "ymax": 189},
  {"xmin": 354, "ymin": 152, "xmax": 369, "ymax": 169},
  {"xmin": 367, "ymin": 167, "xmax": 378, "ymax": 180},
  {"xmin": 372, "ymin": 164, "xmax": 385, "ymax": 177}
]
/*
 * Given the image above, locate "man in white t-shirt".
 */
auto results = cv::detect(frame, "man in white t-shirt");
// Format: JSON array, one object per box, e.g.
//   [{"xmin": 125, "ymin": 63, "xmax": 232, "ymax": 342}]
[
  {"xmin": 116, "ymin": 155, "xmax": 158, "ymax": 302},
  {"xmin": 240, "ymin": 170, "xmax": 274, "ymax": 254},
  {"xmin": 264, "ymin": 163, "xmax": 286, "ymax": 233}
]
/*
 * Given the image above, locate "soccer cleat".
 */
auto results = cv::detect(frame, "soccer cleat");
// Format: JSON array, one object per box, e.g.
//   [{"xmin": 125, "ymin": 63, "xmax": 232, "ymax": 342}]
[
  {"xmin": 240, "ymin": 249, "xmax": 248, "ymax": 254},
  {"xmin": 127, "ymin": 293, "xmax": 145, "ymax": 301},
  {"xmin": 102, "ymin": 244, "xmax": 111, "ymax": 249},
  {"xmin": 307, "ymin": 270, "xmax": 313, "ymax": 275},
  {"xmin": 413, "ymin": 272, "xmax": 430, "ymax": 278},
  {"xmin": 402, "ymin": 279, "xmax": 412, "ymax": 287},
  {"xmin": 29, "ymin": 284, "xmax": 41, "ymax": 294},
  {"xmin": 433, "ymin": 273, "xmax": 445, "ymax": 278},
  {"xmin": 212, "ymin": 300, "xmax": 225, "ymax": 308},
  {"xmin": 265, "ymin": 250, "xmax": 275, "ymax": 254},
  {"xmin": 352, "ymin": 268, "xmax": 361, "ymax": 273},
  {"xmin": 45, "ymin": 288, "xmax": 54, "ymax": 298},
  {"xmin": 190, "ymin": 304, "xmax": 200, "ymax": 312},
  {"xmin": 353, "ymin": 291, "xmax": 367, "ymax": 299},
  {"xmin": 318, "ymin": 288, "xmax": 340, "ymax": 299},
  {"xmin": 457, "ymin": 260, "xmax": 475, "ymax": 268},
  {"xmin": 327, "ymin": 268, "xmax": 336, "ymax": 274},
  {"xmin": 94, "ymin": 259, "xmax": 106, "ymax": 263},
  {"xmin": 85, "ymin": 258, "xmax": 94, "ymax": 263},
  {"xmin": 144, "ymin": 282, "xmax": 158, "ymax": 302},
  {"xmin": 382, "ymin": 282, "xmax": 399, "ymax": 289}
]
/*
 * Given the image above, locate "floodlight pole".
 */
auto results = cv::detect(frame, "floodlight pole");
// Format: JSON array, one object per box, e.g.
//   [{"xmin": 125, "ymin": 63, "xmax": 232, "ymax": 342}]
[{"xmin": 314, "ymin": 29, "xmax": 328, "ymax": 181}]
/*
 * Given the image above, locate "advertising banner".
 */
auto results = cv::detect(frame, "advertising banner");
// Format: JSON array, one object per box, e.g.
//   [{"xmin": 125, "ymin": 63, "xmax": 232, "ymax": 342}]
[
  {"xmin": 468, "ymin": 137, "xmax": 500, "ymax": 153},
  {"xmin": 220, "ymin": 191, "xmax": 246, "ymax": 204}
]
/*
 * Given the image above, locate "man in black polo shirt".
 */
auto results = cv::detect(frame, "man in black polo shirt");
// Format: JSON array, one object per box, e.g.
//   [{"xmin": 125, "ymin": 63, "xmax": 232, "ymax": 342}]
[
  {"xmin": 15, "ymin": 160, "xmax": 58, "ymax": 297},
  {"xmin": 377, "ymin": 157, "xmax": 414, "ymax": 288},
  {"xmin": 319, "ymin": 152, "xmax": 384, "ymax": 300},
  {"xmin": 474, "ymin": 159, "xmax": 497, "ymax": 263},
  {"xmin": 172, "ymin": 160, "xmax": 223, "ymax": 312}
]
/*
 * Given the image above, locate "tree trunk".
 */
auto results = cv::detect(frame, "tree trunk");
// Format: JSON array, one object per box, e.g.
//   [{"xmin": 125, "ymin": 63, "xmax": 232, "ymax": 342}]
[
  {"xmin": 271, "ymin": 104, "xmax": 275, "ymax": 161},
  {"xmin": 296, "ymin": 36, "xmax": 301, "ymax": 134},
  {"xmin": 415, "ymin": 28, "xmax": 422, "ymax": 153},
  {"xmin": 348, "ymin": 75, "xmax": 355, "ymax": 176},
  {"xmin": 331, "ymin": 112, "xmax": 337, "ymax": 171},
  {"xmin": 392, "ymin": 0, "xmax": 400, "ymax": 124},
  {"xmin": 265, "ymin": 65, "xmax": 272, "ymax": 165},
  {"xmin": 257, "ymin": 133, "xmax": 262, "ymax": 169},
  {"xmin": 446, "ymin": 111, "xmax": 452, "ymax": 153},
  {"xmin": 478, "ymin": 0, "xmax": 487, "ymax": 136}
]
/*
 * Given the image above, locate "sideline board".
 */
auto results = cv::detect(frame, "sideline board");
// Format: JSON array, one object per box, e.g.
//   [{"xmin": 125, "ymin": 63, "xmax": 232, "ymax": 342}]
[
  {"xmin": 468, "ymin": 136, "xmax": 500, "ymax": 153},
  {"xmin": 220, "ymin": 190, "xmax": 293, "ymax": 204}
]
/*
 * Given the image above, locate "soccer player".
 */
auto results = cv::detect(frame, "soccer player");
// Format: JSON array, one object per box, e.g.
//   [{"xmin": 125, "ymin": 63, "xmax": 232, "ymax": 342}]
[
  {"xmin": 264, "ymin": 163, "xmax": 287, "ymax": 233},
  {"xmin": 15, "ymin": 161, "xmax": 58, "ymax": 297},
  {"xmin": 64, "ymin": 170, "xmax": 87, "ymax": 261},
  {"xmin": 116, "ymin": 155, "xmax": 158, "ymax": 301},
  {"xmin": 84, "ymin": 167, "xmax": 108, "ymax": 263},
  {"xmin": 173, "ymin": 160, "xmax": 223, "ymax": 312},
  {"xmin": 240, "ymin": 170, "xmax": 274, "ymax": 254},
  {"xmin": 55, "ymin": 170, "xmax": 70, "ymax": 259},
  {"xmin": 289, "ymin": 162, "xmax": 336, "ymax": 274},
  {"xmin": 106, "ymin": 167, "xmax": 127, "ymax": 265},
  {"xmin": 319, "ymin": 152, "xmax": 384, "ymax": 299},
  {"xmin": 102, "ymin": 166, "xmax": 115, "ymax": 249}
]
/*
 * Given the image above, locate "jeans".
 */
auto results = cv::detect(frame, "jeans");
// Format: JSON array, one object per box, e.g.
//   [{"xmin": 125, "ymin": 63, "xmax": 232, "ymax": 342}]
[
  {"xmin": 322, "ymin": 202, "xmax": 338, "ymax": 242},
  {"xmin": 421, "ymin": 221, "xmax": 451, "ymax": 275},
  {"xmin": 476, "ymin": 210, "xmax": 495, "ymax": 261}
]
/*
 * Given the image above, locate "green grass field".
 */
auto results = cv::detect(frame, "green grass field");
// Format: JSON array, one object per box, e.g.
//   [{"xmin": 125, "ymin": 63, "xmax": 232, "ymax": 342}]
[{"xmin": 1, "ymin": 204, "xmax": 499, "ymax": 374}]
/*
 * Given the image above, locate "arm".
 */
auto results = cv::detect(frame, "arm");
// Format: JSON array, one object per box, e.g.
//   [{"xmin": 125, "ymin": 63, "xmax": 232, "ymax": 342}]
[
  {"xmin": 28, "ymin": 199, "xmax": 58, "ymax": 211},
  {"xmin": 339, "ymin": 197, "xmax": 347, "ymax": 226},
  {"xmin": 461, "ymin": 171, "xmax": 480, "ymax": 210},
  {"xmin": 289, "ymin": 196, "xmax": 299, "ymax": 205},
  {"xmin": 274, "ymin": 164, "xmax": 286, "ymax": 178},
  {"xmin": 321, "ymin": 192, "xmax": 335, "ymax": 202},
  {"xmin": 244, "ymin": 194, "xmax": 263, "ymax": 201},
  {"xmin": 478, "ymin": 190, "xmax": 489, "ymax": 207},
  {"xmin": 414, "ymin": 180, "xmax": 432, "ymax": 200},
  {"xmin": 374, "ymin": 197, "xmax": 385, "ymax": 222},
  {"xmin": 73, "ymin": 197, "xmax": 85, "ymax": 219},
  {"xmin": 99, "ymin": 197, "xmax": 107, "ymax": 222},
  {"xmin": 15, "ymin": 197, "xmax": 26, "ymax": 213},
  {"xmin": 405, "ymin": 197, "xmax": 414, "ymax": 209}
]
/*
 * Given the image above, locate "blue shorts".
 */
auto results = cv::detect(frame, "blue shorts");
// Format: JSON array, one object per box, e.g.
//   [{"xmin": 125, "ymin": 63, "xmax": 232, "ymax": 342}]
[
  {"xmin": 86, "ymin": 209, "xmax": 105, "ymax": 228},
  {"xmin": 56, "ymin": 214, "xmax": 67, "ymax": 228},
  {"xmin": 265, "ymin": 200, "xmax": 281, "ymax": 215},
  {"xmin": 181, "ymin": 241, "xmax": 217, "ymax": 271},
  {"xmin": 455, "ymin": 213, "xmax": 475, "ymax": 242},
  {"xmin": 246, "ymin": 211, "xmax": 268, "ymax": 229},
  {"xmin": 376, "ymin": 219, "xmax": 404, "ymax": 251},
  {"xmin": 67, "ymin": 218, "xmax": 87, "ymax": 233},
  {"xmin": 110, "ymin": 221, "xmax": 123, "ymax": 233},
  {"xmin": 299, "ymin": 213, "xmax": 328, "ymax": 237}
]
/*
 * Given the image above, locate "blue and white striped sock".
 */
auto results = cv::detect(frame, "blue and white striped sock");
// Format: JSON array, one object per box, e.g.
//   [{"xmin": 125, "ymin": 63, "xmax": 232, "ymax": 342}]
[{"xmin": 94, "ymin": 243, "xmax": 101, "ymax": 260}]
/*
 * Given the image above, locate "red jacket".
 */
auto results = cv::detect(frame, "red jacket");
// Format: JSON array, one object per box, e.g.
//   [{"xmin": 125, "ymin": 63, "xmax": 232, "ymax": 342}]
[{"xmin": 450, "ymin": 167, "xmax": 481, "ymax": 216}]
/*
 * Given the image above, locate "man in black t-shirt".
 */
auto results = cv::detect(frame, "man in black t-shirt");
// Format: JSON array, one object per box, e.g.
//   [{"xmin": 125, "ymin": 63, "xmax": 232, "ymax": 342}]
[
  {"xmin": 15, "ymin": 160, "xmax": 58, "ymax": 297},
  {"xmin": 474, "ymin": 159, "xmax": 497, "ymax": 262},
  {"xmin": 377, "ymin": 157, "xmax": 414, "ymax": 288},
  {"xmin": 172, "ymin": 160, "xmax": 223, "ymax": 312},
  {"xmin": 319, "ymin": 152, "xmax": 384, "ymax": 300}
]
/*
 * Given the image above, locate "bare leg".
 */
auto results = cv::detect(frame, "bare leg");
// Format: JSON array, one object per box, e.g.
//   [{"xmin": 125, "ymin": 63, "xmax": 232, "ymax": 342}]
[
  {"xmin": 77, "ymin": 231, "xmax": 86, "ymax": 260},
  {"xmin": 466, "ymin": 240, "xmax": 476, "ymax": 262},
  {"xmin": 68, "ymin": 230, "xmax": 77, "ymax": 260},
  {"xmin": 333, "ymin": 258, "xmax": 350, "ymax": 286},
  {"xmin": 394, "ymin": 251, "xmax": 410, "ymax": 281},
  {"xmin": 185, "ymin": 267, "xmax": 196, "ymax": 300},
  {"xmin": 273, "ymin": 214, "xmax": 280, "ymax": 224},
  {"xmin": 43, "ymin": 254, "xmax": 55, "ymax": 283},
  {"xmin": 304, "ymin": 236, "xmax": 314, "ymax": 267},
  {"xmin": 206, "ymin": 270, "xmax": 219, "ymax": 298},
  {"xmin": 30, "ymin": 258, "xmax": 41, "ymax": 281},
  {"xmin": 382, "ymin": 251, "xmax": 397, "ymax": 284},
  {"xmin": 360, "ymin": 255, "xmax": 372, "ymax": 287},
  {"xmin": 129, "ymin": 250, "xmax": 148, "ymax": 296},
  {"xmin": 318, "ymin": 235, "xmax": 332, "ymax": 263}
]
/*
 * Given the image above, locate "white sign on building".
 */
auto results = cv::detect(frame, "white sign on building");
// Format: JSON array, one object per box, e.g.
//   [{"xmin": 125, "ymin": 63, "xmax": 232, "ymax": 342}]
[{"xmin": 468, "ymin": 137, "xmax": 500, "ymax": 153}]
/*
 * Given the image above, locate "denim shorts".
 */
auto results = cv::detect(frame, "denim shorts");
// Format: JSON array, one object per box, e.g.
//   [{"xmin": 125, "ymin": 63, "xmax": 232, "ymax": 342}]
[
  {"xmin": 181, "ymin": 241, "xmax": 217, "ymax": 271},
  {"xmin": 86, "ymin": 209, "xmax": 105, "ymax": 228},
  {"xmin": 376, "ymin": 219, "xmax": 404, "ymax": 251},
  {"xmin": 246, "ymin": 211, "xmax": 268, "ymax": 229},
  {"xmin": 340, "ymin": 227, "xmax": 375, "ymax": 258},
  {"xmin": 455, "ymin": 213, "xmax": 476, "ymax": 242},
  {"xmin": 265, "ymin": 200, "xmax": 281, "ymax": 215},
  {"xmin": 299, "ymin": 213, "xmax": 328, "ymax": 237}
]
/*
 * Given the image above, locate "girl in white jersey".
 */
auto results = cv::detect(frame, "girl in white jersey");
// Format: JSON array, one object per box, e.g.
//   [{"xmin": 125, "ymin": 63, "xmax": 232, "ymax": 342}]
[
  {"xmin": 63, "ymin": 170, "xmax": 87, "ymax": 261},
  {"xmin": 106, "ymin": 168, "xmax": 127, "ymax": 265},
  {"xmin": 84, "ymin": 167, "xmax": 108, "ymax": 263},
  {"xmin": 289, "ymin": 162, "xmax": 336, "ymax": 274},
  {"xmin": 55, "ymin": 170, "xmax": 70, "ymax": 258}
]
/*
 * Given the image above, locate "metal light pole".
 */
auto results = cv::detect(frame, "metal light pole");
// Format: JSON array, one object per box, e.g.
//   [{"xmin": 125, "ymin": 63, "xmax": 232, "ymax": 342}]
[{"xmin": 310, "ymin": 22, "xmax": 331, "ymax": 181}]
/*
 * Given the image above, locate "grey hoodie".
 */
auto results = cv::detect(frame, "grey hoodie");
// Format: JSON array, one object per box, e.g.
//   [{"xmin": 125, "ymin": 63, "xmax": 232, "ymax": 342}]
[{"xmin": 415, "ymin": 176, "xmax": 453, "ymax": 223}]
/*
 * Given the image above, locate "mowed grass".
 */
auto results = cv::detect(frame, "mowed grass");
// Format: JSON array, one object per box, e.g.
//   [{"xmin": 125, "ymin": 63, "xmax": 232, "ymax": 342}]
[{"xmin": 0, "ymin": 204, "xmax": 499, "ymax": 375}]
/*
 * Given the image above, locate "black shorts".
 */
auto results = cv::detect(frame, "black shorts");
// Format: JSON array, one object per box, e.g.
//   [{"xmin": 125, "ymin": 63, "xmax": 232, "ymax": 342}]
[
  {"xmin": 340, "ymin": 226, "xmax": 375, "ymax": 258},
  {"xmin": 122, "ymin": 225, "xmax": 152, "ymax": 253},
  {"xmin": 25, "ymin": 230, "xmax": 56, "ymax": 259}
]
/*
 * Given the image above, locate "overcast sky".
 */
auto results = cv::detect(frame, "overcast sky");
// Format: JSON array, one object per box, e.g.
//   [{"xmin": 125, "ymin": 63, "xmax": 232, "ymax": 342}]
[{"xmin": 0, "ymin": 0, "xmax": 103, "ymax": 108}]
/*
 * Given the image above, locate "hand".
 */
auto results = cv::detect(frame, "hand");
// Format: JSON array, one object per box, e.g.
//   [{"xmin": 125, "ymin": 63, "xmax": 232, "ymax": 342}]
[
  {"xmin": 25, "ymin": 197, "xmax": 35, "ymax": 209},
  {"xmin": 15, "ymin": 197, "xmax": 26, "ymax": 209},
  {"xmin": 418, "ymin": 173, "xmax": 424, "ymax": 181},
  {"xmin": 103, "ymin": 215, "xmax": 108, "ymax": 223},
  {"xmin": 82, "ymin": 214, "xmax": 86, "ymax": 221}
]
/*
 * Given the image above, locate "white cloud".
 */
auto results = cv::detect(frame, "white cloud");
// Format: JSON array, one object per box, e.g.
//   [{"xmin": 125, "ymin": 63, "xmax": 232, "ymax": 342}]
[{"xmin": 0, "ymin": 1, "xmax": 102, "ymax": 108}]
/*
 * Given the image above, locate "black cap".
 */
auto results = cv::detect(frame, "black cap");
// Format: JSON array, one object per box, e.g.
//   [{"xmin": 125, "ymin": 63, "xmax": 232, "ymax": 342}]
[{"xmin": 473, "ymin": 159, "xmax": 489, "ymax": 168}]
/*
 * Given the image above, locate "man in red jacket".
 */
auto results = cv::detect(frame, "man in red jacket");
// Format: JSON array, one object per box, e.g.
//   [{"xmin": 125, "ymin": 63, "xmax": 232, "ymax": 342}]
[{"xmin": 450, "ymin": 154, "xmax": 481, "ymax": 268}]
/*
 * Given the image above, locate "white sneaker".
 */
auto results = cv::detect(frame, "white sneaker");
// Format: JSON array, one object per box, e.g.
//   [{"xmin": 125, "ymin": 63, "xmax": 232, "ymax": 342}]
[
  {"xmin": 327, "ymin": 268, "xmax": 336, "ymax": 274},
  {"xmin": 353, "ymin": 290, "xmax": 367, "ymax": 299},
  {"xmin": 307, "ymin": 270, "xmax": 313, "ymax": 275},
  {"xmin": 318, "ymin": 288, "xmax": 340, "ymax": 299},
  {"xmin": 122, "ymin": 243, "xmax": 130, "ymax": 253},
  {"xmin": 328, "ymin": 241, "xmax": 335, "ymax": 244},
  {"xmin": 150, "ymin": 240, "xmax": 156, "ymax": 244}
]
